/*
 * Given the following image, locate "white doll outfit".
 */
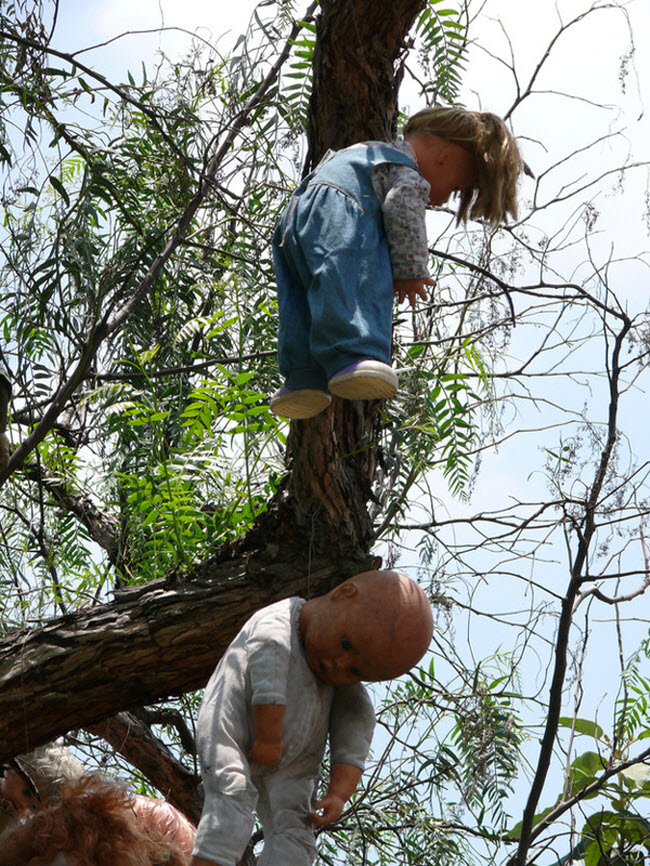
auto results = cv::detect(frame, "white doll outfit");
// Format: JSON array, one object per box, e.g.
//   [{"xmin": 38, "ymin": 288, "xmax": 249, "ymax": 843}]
[{"xmin": 193, "ymin": 597, "xmax": 375, "ymax": 866}]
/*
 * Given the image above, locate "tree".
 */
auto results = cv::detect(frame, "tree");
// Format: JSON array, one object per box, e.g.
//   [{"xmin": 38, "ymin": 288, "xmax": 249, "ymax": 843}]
[
  {"xmin": 0, "ymin": 0, "xmax": 429, "ymax": 752},
  {"xmin": 1, "ymin": 0, "xmax": 650, "ymax": 864}
]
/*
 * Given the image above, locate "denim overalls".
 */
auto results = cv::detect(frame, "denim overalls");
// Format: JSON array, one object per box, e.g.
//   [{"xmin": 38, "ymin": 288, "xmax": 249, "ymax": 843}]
[{"xmin": 272, "ymin": 143, "xmax": 420, "ymax": 391}]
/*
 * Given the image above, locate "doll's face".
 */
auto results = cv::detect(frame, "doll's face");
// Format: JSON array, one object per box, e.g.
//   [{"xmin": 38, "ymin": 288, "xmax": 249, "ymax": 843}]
[
  {"xmin": 406, "ymin": 131, "xmax": 478, "ymax": 208},
  {"xmin": 0, "ymin": 766, "xmax": 40, "ymax": 812},
  {"xmin": 299, "ymin": 572, "xmax": 433, "ymax": 686},
  {"xmin": 301, "ymin": 603, "xmax": 385, "ymax": 686}
]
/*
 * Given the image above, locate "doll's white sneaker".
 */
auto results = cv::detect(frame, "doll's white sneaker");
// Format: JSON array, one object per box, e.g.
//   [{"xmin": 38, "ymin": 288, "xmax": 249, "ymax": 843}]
[
  {"xmin": 328, "ymin": 360, "xmax": 398, "ymax": 400},
  {"xmin": 270, "ymin": 386, "xmax": 332, "ymax": 419}
]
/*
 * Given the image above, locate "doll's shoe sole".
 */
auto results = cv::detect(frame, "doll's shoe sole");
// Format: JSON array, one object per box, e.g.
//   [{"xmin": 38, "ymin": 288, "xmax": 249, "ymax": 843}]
[
  {"xmin": 270, "ymin": 387, "xmax": 332, "ymax": 419},
  {"xmin": 328, "ymin": 360, "xmax": 398, "ymax": 400}
]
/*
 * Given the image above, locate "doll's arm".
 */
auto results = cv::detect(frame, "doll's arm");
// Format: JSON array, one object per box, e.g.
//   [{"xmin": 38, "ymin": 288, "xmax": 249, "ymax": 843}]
[
  {"xmin": 309, "ymin": 762, "xmax": 362, "ymax": 826},
  {"xmin": 311, "ymin": 684, "xmax": 375, "ymax": 826},
  {"xmin": 248, "ymin": 704, "xmax": 286, "ymax": 766},
  {"xmin": 380, "ymin": 163, "xmax": 431, "ymax": 293},
  {"xmin": 246, "ymin": 606, "xmax": 294, "ymax": 766},
  {"xmin": 328, "ymin": 683, "xmax": 375, "ymax": 768}
]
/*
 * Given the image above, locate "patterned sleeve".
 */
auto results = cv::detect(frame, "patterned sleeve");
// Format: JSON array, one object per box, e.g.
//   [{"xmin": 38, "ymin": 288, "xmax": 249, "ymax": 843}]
[
  {"xmin": 374, "ymin": 162, "xmax": 431, "ymax": 280},
  {"xmin": 328, "ymin": 684, "xmax": 375, "ymax": 770}
]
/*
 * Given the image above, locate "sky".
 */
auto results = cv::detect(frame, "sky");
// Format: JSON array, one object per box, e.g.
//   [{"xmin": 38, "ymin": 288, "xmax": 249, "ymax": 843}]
[
  {"xmin": 38, "ymin": 0, "xmax": 650, "ymax": 849},
  {"xmin": 52, "ymin": 0, "xmax": 649, "ymax": 294},
  {"xmin": 53, "ymin": 0, "xmax": 650, "ymax": 704}
]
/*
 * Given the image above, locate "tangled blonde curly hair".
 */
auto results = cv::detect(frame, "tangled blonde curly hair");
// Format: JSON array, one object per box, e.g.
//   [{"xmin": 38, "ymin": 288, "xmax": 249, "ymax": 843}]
[
  {"xmin": 15, "ymin": 743, "xmax": 85, "ymax": 806},
  {"xmin": 403, "ymin": 106, "xmax": 524, "ymax": 227},
  {"xmin": 0, "ymin": 775, "xmax": 193, "ymax": 866}
]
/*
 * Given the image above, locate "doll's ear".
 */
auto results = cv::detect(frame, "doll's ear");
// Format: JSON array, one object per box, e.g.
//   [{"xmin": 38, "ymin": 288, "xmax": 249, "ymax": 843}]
[{"xmin": 330, "ymin": 581, "xmax": 358, "ymax": 601}]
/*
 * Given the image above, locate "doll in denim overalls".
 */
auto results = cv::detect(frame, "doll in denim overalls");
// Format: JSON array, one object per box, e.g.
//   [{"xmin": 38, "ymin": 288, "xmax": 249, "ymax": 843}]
[{"xmin": 270, "ymin": 106, "xmax": 524, "ymax": 419}]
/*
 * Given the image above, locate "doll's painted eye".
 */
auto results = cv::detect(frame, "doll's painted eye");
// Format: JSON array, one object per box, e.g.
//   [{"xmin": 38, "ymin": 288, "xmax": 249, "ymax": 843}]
[
  {"xmin": 350, "ymin": 666, "xmax": 362, "ymax": 678},
  {"xmin": 341, "ymin": 637, "xmax": 352, "ymax": 650}
]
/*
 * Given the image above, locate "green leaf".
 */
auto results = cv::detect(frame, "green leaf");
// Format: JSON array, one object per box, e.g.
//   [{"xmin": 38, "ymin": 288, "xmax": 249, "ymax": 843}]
[
  {"xmin": 558, "ymin": 717, "xmax": 605, "ymax": 739},
  {"xmin": 565, "ymin": 751, "xmax": 605, "ymax": 798},
  {"xmin": 49, "ymin": 175, "xmax": 70, "ymax": 206}
]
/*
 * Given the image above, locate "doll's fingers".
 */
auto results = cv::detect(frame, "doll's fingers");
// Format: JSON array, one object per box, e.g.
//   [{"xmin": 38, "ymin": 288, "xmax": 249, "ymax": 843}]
[
  {"xmin": 408, "ymin": 287, "xmax": 427, "ymax": 306},
  {"xmin": 309, "ymin": 807, "xmax": 338, "ymax": 826},
  {"xmin": 309, "ymin": 797, "xmax": 343, "ymax": 826}
]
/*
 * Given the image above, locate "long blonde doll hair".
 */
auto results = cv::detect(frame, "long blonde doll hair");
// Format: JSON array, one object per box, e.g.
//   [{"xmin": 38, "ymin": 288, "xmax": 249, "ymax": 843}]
[{"xmin": 403, "ymin": 106, "xmax": 523, "ymax": 226}]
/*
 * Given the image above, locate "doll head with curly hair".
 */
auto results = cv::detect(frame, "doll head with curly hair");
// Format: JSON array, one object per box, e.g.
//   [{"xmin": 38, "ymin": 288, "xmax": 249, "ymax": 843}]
[{"xmin": 0, "ymin": 772, "xmax": 195, "ymax": 866}]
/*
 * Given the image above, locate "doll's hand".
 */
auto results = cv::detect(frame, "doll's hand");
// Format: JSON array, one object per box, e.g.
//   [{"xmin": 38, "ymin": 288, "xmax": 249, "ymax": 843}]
[
  {"xmin": 310, "ymin": 762, "xmax": 362, "ymax": 825},
  {"xmin": 248, "ymin": 738, "xmax": 285, "ymax": 766},
  {"xmin": 394, "ymin": 277, "xmax": 435, "ymax": 306},
  {"xmin": 309, "ymin": 793, "xmax": 346, "ymax": 827}
]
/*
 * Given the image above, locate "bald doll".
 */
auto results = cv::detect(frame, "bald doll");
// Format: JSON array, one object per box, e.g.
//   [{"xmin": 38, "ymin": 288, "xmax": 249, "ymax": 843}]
[{"xmin": 192, "ymin": 569, "xmax": 433, "ymax": 866}]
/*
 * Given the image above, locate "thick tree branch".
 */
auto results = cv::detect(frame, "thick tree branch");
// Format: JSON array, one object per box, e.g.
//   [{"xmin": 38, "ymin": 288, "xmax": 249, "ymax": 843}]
[{"xmin": 86, "ymin": 711, "xmax": 203, "ymax": 824}]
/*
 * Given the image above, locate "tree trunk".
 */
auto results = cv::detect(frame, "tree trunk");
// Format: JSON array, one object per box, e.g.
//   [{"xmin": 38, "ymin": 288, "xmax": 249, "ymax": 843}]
[
  {"xmin": 307, "ymin": 0, "xmax": 425, "ymax": 162},
  {"xmin": 285, "ymin": 0, "xmax": 426, "ymax": 549}
]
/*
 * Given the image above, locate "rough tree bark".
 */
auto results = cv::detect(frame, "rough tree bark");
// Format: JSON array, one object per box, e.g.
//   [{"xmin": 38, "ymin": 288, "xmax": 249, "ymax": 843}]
[
  {"xmin": 0, "ymin": 0, "xmax": 426, "ymax": 774},
  {"xmin": 306, "ymin": 0, "xmax": 423, "ymax": 164}
]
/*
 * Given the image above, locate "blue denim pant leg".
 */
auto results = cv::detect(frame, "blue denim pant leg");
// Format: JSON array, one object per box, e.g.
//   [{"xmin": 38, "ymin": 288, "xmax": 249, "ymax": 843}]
[
  {"xmin": 274, "ymin": 183, "xmax": 393, "ymax": 390},
  {"xmin": 273, "ymin": 218, "xmax": 329, "ymax": 391}
]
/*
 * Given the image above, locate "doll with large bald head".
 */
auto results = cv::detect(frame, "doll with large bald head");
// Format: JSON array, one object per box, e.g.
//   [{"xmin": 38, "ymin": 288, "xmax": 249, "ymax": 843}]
[
  {"xmin": 192, "ymin": 569, "xmax": 432, "ymax": 866},
  {"xmin": 299, "ymin": 568, "xmax": 433, "ymax": 685}
]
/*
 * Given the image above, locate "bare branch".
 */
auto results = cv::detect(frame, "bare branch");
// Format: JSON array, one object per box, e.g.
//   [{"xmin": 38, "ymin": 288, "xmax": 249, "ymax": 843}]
[{"xmin": 86, "ymin": 710, "xmax": 202, "ymax": 824}]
